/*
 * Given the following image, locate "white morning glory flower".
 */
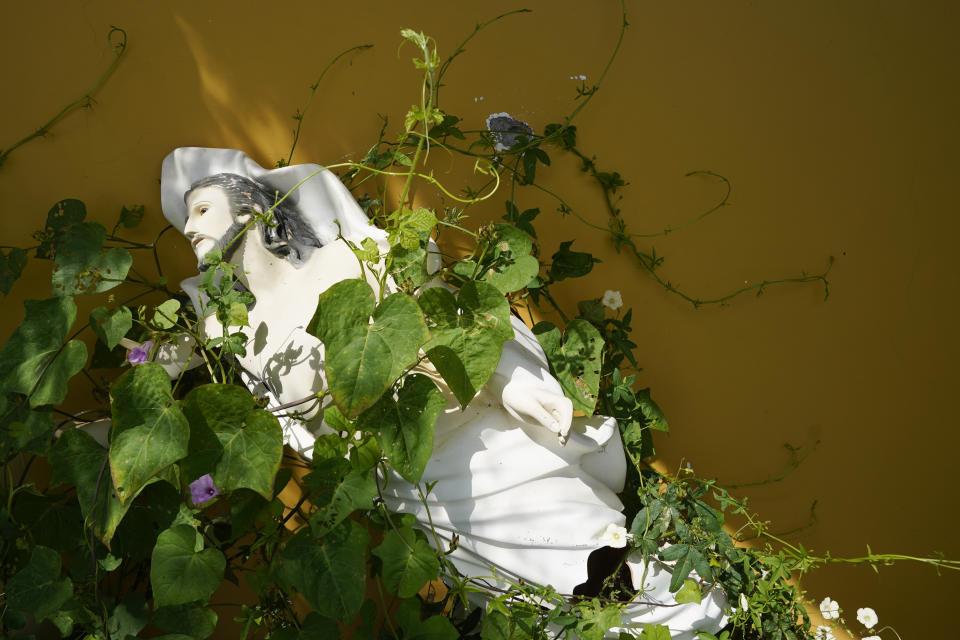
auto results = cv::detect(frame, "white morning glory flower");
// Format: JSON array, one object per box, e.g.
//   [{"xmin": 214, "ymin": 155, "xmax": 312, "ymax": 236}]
[
  {"xmin": 819, "ymin": 597, "xmax": 840, "ymax": 620},
  {"xmin": 856, "ymin": 607, "xmax": 878, "ymax": 628},
  {"xmin": 598, "ymin": 523, "xmax": 629, "ymax": 548},
  {"xmin": 739, "ymin": 593, "xmax": 749, "ymax": 612},
  {"xmin": 602, "ymin": 290, "xmax": 623, "ymax": 310},
  {"xmin": 814, "ymin": 625, "xmax": 835, "ymax": 640}
]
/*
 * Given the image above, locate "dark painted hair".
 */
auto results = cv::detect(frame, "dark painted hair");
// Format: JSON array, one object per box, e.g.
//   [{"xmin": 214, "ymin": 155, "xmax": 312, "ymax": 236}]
[{"xmin": 185, "ymin": 173, "xmax": 322, "ymax": 262}]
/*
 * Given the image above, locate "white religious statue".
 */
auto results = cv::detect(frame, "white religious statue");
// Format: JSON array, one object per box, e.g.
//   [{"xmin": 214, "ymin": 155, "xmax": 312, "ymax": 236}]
[{"xmin": 159, "ymin": 147, "xmax": 728, "ymax": 638}]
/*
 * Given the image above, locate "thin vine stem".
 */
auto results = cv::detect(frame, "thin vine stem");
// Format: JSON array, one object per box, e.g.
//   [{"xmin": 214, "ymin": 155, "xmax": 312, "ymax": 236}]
[
  {"xmin": 0, "ymin": 27, "xmax": 127, "ymax": 170},
  {"xmin": 282, "ymin": 44, "xmax": 374, "ymax": 167}
]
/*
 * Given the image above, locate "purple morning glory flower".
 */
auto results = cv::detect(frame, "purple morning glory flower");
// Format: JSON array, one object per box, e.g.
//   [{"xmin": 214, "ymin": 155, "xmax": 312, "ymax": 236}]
[
  {"xmin": 127, "ymin": 340, "xmax": 154, "ymax": 365},
  {"xmin": 189, "ymin": 474, "xmax": 220, "ymax": 505}
]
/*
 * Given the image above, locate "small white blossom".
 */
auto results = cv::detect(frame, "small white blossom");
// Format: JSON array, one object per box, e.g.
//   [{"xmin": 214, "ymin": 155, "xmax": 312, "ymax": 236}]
[
  {"xmin": 739, "ymin": 593, "xmax": 749, "ymax": 612},
  {"xmin": 598, "ymin": 523, "xmax": 629, "ymax": 548},
  {"xmin": 602, "ymin": 290, "xmax": 623, "ymax": 310},
  {"xmin": 819, "ymin": 597, "xmax": 840, "ymax": 620},
  {"xmin": 856, "ymin": 607, "xmax": 878, "ymax": 628},
  {"xmin": 814, "ymin": 626, "xmax": 835, "ymax": 640}
]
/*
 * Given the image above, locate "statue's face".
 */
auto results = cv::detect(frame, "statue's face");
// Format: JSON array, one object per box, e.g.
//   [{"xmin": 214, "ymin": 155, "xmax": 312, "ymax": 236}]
[{"xmin": 184, "ymin": 185, "xmax": 242, "ymax": 265}]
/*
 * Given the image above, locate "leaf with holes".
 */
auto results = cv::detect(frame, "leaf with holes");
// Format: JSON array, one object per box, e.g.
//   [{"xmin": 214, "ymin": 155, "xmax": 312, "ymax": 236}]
[
  {"xmin": 532, "ymin": 319, "xmax": 603, "ymax": 414},
  {"xmin": 357, "ymin": 374, "xmax": 444, "ymax": 484},
  {"xmin": 51, "ymin": 221, "xmax": 131, "ymax": 296},
  {"xmin": 304, "ymin": 458, "xmax": 376, "ymax": 537}
]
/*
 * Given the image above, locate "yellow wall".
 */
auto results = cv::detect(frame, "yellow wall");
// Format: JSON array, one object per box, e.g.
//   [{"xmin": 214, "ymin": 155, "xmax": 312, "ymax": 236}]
[{"xmin": 2, "ymin": 1, "xmax": 957, "ymax": 637}]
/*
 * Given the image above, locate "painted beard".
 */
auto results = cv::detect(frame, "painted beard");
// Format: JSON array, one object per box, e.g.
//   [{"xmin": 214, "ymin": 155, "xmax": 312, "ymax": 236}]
[{"xmin": 197, "ymin": 219, "xmax": 249, "ymax": 271}]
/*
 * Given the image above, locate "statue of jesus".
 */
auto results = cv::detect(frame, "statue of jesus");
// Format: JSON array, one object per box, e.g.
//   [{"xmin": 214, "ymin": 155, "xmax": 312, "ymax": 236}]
[{"xmin": 159, "ymin": 147, "xmax": 728, "ymax": 639}]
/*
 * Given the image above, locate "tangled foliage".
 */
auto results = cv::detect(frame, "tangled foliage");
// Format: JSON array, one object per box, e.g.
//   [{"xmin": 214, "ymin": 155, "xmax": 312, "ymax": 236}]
[{"xmin": 1, "ymin": 10, "xmax": 949, "ymax": 640}]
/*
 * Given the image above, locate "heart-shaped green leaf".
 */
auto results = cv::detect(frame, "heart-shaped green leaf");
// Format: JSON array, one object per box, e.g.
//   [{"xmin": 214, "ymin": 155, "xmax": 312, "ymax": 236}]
[
  {"xmin": 150, "ymin": 525, "xmax": 226, "ymax": 607},
  {"xmin": 533, "ymin": 319, "xmax": 603, "ymax": 415},
  {"xmin": 309, "ymin": 280, "xmax": 429, "ymax": 417},
  {"xmin": 0, "ymin": 297, "xmax": 88, "ymax": 407},
  {"xmin": 90, "ymin": 305, "xmax": 132, "ymax": 349},
  {"xmin": 109, "ymin": 363, "xmax": 189, "ymax": 504},
  {"xmin": 418, "ymin": 280, "xmax": 513, "ymax": 408},
  {"xmin": 357, "ymin": 374, "xmax": 445, "ymax": 483},
  {"xmin": 182, "ymin": 384, "xmax": 282, "ymax": 498}
]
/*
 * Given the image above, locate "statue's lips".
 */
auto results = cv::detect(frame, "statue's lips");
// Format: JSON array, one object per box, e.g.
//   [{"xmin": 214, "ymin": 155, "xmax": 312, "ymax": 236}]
[{"xmin": 191, "ymin": 236, "xmax": 215, "ymax": 256}]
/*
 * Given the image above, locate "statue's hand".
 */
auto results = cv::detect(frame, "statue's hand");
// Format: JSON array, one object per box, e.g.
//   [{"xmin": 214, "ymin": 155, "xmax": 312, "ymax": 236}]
[{"xmin": 501, "ymin": 368, "xmax": 574, "ymax": 442}]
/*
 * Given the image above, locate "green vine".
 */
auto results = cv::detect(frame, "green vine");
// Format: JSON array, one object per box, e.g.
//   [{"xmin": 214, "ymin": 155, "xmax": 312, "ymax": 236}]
[
  {"xmin": 0, "ymin": 10, "xmax": 948, "ymax": 640},
  {"xmin": 0, "ymin": 26, "xmax": 127, "ymax": 171}
]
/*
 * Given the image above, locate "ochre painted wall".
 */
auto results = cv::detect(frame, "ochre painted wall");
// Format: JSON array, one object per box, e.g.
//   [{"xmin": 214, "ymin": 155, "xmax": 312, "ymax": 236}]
[{"xmin": 2, "ymin": 2, "xmax": 957, "ymax": 638}]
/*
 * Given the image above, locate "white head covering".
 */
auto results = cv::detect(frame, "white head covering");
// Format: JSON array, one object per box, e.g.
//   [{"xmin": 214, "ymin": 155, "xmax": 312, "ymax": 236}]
[{"xmin": 160, "ymin": 147, "xmax": 386, "ymax": 246}]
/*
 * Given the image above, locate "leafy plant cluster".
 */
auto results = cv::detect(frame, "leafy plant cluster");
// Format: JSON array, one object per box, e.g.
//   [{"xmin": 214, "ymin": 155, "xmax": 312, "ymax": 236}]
[{"xmin": 1, "ymin": 9, "xmax": 953, "ymax": 640}]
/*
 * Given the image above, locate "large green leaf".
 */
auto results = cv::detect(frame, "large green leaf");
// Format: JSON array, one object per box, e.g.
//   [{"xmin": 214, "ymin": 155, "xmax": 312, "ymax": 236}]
[
  {"xmin": 89, "ymin": 305, "xmax": 133, "ymax": 350},
  {"xmin": 369, "ymin": 292, "xmax": 431, "ymax": 383},
  {"xmin": 307, "ymin": 278, "xmax": 376, "ymax": 345},
  {"xmin": 396, "ymin": 597, "xmax": 459, "ymax": 640},
  {"xmin": 278, "ymin": 521, "xmax": 369, "ymax": 621},
  {"xmin": 304, "ymin": 458, "xmax": 376, "ymax": 537},
  {"xmin": 6, "ymin": 546, "xmax": 73, "ymax": 619},
  {"xmin": 111, "ymin": 480, "xmax": 181, "ymax": 561},
  {"xmin": 309, "ymin": 280, "xmax": 429, "ymax": 417},
  {"xmin": 47, "ymin": 220, "xmax": 127, "ymax": 295},
  {"xmin": 215, "ymin": 409, "xmax": 282, "ymax": 497},
  {"xmin": 0, "ymin": 396, "xmax": 55, "ymax": 458},
  {"xmin": 324, "ymin": 325, "xmax": 393, "ymax": 417},
  {"xmin": 298, "ymin": 612, "xmax": 340, "ymax": 640},
  {"xmin": 36, "ymin": 199, "xmax": 87, "ymax": 259},
  {"xmin": 388, "ymin": 242, "xmax": 431, "ymax": 291},
  {"xmin": 641, "ymin": 625, "xmax": 672, "ymax": 640},
  {"xmin": 153, "ymin": 604, "xmax": 218, "ymax": 639},
  {"xmin": 107, "ymin": 592, "xmax": 150, "ymax": 640},
  {"xmin": 51, "ymin": 221, "xmax": 132, "ymax": 295},
  {"xmin": 182, "ymin": 384, "xmax": 282, "ymax": 498},
  {"xmin": 150, "ymin": 525, "xmax": 226, "ymax": 608},
  {"xmin": 0, "ymin": 247, "xmax": 27, "ymax": 294},
  {"xmin": 483, "ymin": 224, "xmax": 540, "ymax": 294},
  {"xmin": 357, "ymin": 374, "xmax": 444, "ymax": 483},
  {"xmin": 371, "ymin": 526, "xmax": 440, "ymax": 598},
  {"xmin": 12, "ymin": 491, "xmax": 83, "ymax": 550},
  {"xmin": 419, "ymin": 281, "xmax": 513, "ymax": 407},
  {"xmin": 532, "ymin": 319, "xmax": 604, "ymax": 415},
  {"xmin": 0, "ymin": 297, "xmax": 88, "ymax": 407},
  {"xmin": 110, "ymin": 363, "xmax": 189, "ymax": 504},
  {"xmin": 49, "ymin": 428, "xmax": 130, "ymax": 542},
  {"xmin": 575, "ymin": 602, "xmax": 622, "ymax": 640}
]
